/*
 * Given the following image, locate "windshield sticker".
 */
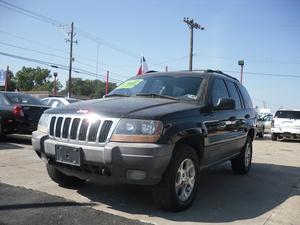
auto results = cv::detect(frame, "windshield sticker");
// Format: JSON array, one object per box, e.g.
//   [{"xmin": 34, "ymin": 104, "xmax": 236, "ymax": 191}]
[{"xmin": 116, "ymin": 79, "xmax": 142, "ymax": 89}]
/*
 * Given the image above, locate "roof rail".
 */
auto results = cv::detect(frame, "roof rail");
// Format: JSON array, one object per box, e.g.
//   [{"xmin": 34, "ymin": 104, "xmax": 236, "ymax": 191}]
[{"xmin": 205, "ymin": 69, "xmax": 239, "ymax": 82}]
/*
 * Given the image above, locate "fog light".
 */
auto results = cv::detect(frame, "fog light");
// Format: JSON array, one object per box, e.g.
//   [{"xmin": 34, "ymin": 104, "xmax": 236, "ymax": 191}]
[{"xmin": 126, "ymin": 170, "xmax": 146, "ymax": 180}]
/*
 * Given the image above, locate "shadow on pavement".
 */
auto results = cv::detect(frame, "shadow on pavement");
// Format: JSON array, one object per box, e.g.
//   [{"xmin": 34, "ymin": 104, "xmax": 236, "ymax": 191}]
[
  {"xmin": 76, "ymin": 162, "xmax": 300, "ymax": 223},
  {"xmin": 0, "ymin": 201, "xmax": 97, "ymax": 211},
  {"xmin": 0, "ymin": 134, "xmax": 31, "ymax": 150}
]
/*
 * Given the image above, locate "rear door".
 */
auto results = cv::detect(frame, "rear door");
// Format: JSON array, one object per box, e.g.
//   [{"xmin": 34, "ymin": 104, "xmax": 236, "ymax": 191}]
[{"xmin": 205, "ymin": 78, "xmax": 238, "ymax": 163}]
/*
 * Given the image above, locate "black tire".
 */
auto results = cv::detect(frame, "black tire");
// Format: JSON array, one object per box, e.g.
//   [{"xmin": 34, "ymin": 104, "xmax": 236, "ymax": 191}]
[
  {"xmin": 0, "ymin": 122, "xmax": 6, "ymax": 142},
  {"xmin": 231, "ymin": 137, "xmax": 252, "ymax": 174},
  {"xmin": 258, "ymin": 131, "xmax": 264, "ymax": 138},
  {"xmin": 46, "ymin": 163, "xmax": 85, "ymax": 187},
  {"xmin": 152, "ymin": 144, "xmax": 200, "ymax": 212},
  {"xmin": 271, "ymin": 133, "xmax": 277, "ymax": 141}
]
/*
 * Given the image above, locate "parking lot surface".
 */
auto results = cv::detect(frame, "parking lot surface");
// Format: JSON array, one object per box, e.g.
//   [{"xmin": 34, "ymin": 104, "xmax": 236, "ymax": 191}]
[{"xmin": 0, "ymin": 135, "xmax": 299, "ymax": 225}]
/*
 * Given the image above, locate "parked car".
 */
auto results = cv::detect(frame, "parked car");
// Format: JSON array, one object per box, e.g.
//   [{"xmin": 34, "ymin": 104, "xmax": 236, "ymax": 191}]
[
  {"xmin": 32, "ymin": 70, "xmax": 256, "ymax": 211},
  {"xmin": 256, "ymin": 115, "xmax": 265, "ymax": 138},
  {"xmin": 262, "ymin": 114, "xmax": 273, "ymax": 133},
  {"xmin": 0, "ymin": 92, "xmax": 49, "ymax": 139},
  {"xmin": 271, "ymin": 109, "xmax": 300, "ymax": 141},
  {"xmin": 41, "ymin": 97, "xmax": 81, "ymax": 108}
]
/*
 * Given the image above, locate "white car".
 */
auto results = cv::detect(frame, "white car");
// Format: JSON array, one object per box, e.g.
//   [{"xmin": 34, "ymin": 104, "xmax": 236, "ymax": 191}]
[
  {"xmin": 41, "ymin": 97, "xmax": 80, "ymax": 108},
  {"xmin": 271, "ymin": 109, "xmax": 300, "ymax": 141}
]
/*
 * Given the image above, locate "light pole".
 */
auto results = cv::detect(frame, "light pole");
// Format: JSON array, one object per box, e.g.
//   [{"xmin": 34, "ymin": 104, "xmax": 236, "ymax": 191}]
[
  {"xmin": 238, "ymin": 60, "xmax": 244, "ymax": 84},
  {"xmin": 183, "ymin": 18, "xmax": 204, "ymax": 71}
]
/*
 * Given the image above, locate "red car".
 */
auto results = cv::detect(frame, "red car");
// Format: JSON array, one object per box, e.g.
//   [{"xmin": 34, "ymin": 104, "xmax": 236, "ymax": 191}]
[{"xmin": 0, "ymin": 92, "xmax": 49, "ymax": 140}]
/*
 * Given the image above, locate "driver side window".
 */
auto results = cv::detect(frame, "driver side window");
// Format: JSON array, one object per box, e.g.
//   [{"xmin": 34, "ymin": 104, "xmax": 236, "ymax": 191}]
[{"xmin": 211, "ymin": 78, "xmax": 229, "ymax": 106}]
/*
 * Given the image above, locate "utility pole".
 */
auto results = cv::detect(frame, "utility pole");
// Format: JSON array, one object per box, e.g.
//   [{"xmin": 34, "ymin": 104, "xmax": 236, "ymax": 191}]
[
  {"xmin": 183, "ymin": 18, "xmax": 204, "ymax": 71},
  {"xmin": 5, "ymin": 66, "xmax": 9, "ymax": 92},
  {"xmin": 238, "ymin": 60, "xmax": 244, "ymax": 84},
  {"xmin": 66, "ymin": 22, "xmax": 77, "ymax": 98},
  {"xmin": 106, "ymin": 71, "xmax": 109, "ymax": 95},
  {"xmin": 53, "ymin": 72, "xmax": 58, "ymax": 97}
]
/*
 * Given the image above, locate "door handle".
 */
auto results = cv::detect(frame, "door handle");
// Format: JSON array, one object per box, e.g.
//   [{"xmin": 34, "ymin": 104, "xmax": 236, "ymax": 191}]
[{"xmin": 244, "ymin": 114, "xmax": 250, "ymax": 119}]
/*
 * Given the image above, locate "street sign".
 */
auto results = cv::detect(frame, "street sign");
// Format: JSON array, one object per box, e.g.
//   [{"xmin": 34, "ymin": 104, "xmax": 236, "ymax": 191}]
[{"xmin": 0, "ymin": 70, "xmax": 6, "ymax": 86}]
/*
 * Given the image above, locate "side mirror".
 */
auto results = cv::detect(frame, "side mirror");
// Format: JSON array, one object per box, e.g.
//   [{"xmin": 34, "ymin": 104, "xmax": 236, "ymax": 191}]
[{"xmin": 214, "ymin": 98, "xmax": 235, "ymax": 111}]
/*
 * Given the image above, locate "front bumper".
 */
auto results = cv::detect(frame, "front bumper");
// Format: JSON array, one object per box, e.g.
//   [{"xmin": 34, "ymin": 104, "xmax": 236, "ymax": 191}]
[{"xmin": 32, "ymin": 131, "xmax": 174, "ymax": 185}]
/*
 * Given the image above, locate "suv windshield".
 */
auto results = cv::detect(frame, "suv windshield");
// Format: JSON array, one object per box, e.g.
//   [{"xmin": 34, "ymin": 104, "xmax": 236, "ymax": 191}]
[
  {"xmin": 275, "ymin": 110, "xmax": 300, "ymax": 119},
  {"xmin": 108, "ymin": 76, "xmax": 203, "ymax": 100}
]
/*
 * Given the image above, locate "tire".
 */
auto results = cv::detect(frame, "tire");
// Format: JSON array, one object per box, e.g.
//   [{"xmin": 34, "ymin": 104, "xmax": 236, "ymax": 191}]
[
  {"xmin": 152, "ymin": 144, "xmax": 200, "ymax": 211},
  {"xmin": 46, "ymin": 163, "xmax": 85, "ymax": 187},
  {"xmin": 258, "ymin": 131, "xmax": 264, "ymax": 138},
  {"xmin": 271, "ymin": 133, "xmax": 277, "ymax": 141},
  {"xmin": 231, "ymin": 137, "xmax": 252, "ymax": 174},
  {"xmin": 0, "ymin": 122, "xmax": 6, "ymax": 142}
]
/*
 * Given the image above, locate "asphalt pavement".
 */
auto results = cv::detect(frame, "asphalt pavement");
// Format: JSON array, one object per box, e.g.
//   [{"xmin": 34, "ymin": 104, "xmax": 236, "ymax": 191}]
[
  {"xmin": 0, "ymin": 134, "xmax": 299, "ymax": 225},
  {"xmin": 0, "ymin": 183, "xmax": 149, "ymax": 225}
]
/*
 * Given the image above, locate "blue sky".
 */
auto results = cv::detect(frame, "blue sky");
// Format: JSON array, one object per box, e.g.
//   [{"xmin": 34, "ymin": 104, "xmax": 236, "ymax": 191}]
[{"xmin": 0, "ymin": 0, "xmax": 300, "ymax": 112}]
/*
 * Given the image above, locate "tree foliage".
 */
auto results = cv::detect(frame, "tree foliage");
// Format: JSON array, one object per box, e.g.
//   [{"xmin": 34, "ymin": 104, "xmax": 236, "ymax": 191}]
[
  {"xmin": 62, "ymin": 78, "xmax": 117, "ymax": 98},
  {"xmin": 15, "ymin": 66, "xmax": 61, "ymax": 92}
]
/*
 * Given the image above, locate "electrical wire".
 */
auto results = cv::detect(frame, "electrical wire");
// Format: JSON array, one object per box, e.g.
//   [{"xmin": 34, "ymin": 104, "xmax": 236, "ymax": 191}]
[{"xmin": 0, "ymin": 51, "xmax": 125, "ymax": 83}]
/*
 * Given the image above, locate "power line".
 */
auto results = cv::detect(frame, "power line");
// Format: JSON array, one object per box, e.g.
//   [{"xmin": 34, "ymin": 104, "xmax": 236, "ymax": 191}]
[
  {"xmin": 0, "ymin": 40, "xmax": 68, "ymax": 60},
  {"xmin": 195, "ymin": 54, "xmax": 300, "ymax": 65},
  {"xmin": 0, "ymin": 0, "xmax": 63, "ymax": 26},
  {"xmin": 223, "ymin": 70, "xmax": 300, "ymax": 78},
  {"xmin": 0, "ymin": 51, "xmax": 124, "ymax": 83}
]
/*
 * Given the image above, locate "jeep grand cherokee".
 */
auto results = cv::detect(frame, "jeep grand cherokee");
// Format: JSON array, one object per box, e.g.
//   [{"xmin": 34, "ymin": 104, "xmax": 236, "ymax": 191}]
[{"xmin": 32, "ymin": 70, "xmax": 256, "ymax": 211}]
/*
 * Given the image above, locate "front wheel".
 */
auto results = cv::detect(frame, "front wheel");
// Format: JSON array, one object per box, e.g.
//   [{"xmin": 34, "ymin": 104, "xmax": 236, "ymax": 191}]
[
  {"xmin": 152, "ymin": 144, "xmax": 200, "ymax": 211},
  {"xmin": 0, "ymin": 122, "xmax": 6, "ymax": 141},
  {"xmin": 231, "ymin": 137, "xmax": 252, "ymax": 174}
]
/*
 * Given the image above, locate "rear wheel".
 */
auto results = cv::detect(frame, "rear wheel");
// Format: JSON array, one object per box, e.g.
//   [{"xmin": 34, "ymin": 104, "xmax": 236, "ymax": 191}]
[
  {"xmin": 231, "ymin": 137, "xmax": 252, "ymax": 174},
  {"xmin": 46, "ymin": 163, "xmax": 85, "ymax": 187},
  {"xmin": 152, "ymin": 144, "xmax": 199, "ymax": 211},
  {"xmin": 271, "ymin": 133, "xmax": 277, "ymax": 141}
]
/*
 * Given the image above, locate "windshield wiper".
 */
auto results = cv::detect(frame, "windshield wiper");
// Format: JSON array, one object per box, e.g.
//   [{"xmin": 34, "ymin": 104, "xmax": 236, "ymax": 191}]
[
  {"xmin": 135, "ymin": 93, "xmax": 177, "ymax": 100},
  {"xmin": 105, "ymin": 93, "xmax": 130, "ymax": 98}
]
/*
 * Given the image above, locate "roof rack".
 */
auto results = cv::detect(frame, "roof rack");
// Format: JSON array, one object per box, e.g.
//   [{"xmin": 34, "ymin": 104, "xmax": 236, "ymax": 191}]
[{"xmin": 204, "ymin": 69, "xmax": 239, "ymax": 82}]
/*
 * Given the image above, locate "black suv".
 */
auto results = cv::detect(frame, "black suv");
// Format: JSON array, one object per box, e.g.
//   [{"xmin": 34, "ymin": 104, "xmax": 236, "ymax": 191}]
[{"xmin": 32, "ymin": 70, "xmax": 256, "ymax": 211}]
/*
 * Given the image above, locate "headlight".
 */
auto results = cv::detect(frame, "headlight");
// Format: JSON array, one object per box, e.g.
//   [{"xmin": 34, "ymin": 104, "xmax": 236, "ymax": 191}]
[
  {"xmin": 37, "ymin": 113, "xmax": 50, "ymax": 133},
  {"xmin": 111, "ymin": 119, "xmax": 163, "ymax": 143}
]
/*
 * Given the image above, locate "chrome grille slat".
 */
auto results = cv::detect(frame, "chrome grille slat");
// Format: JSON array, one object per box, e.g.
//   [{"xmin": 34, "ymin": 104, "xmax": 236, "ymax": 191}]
[
  {"xmin": 55, "ymin": 117, "xmax": 63, "ymax": 138},
  {"xmin": 76, "ymin": 119, "xmax": 84, "ymax": 141},
  {"xmin": 62, "ymin": 117, "xmax": 71, "ymax": 139},
  {"xmin": 70, "ymin": 118, "xmax": 80, "ymax": 140},
  {"xmin": 78, "ymin": 119, "xmax": 89, "ymax": 141},
  {"xmin": 99, "ymin": 120, "xmax": 113, "ymax": 142},
  {"xmin": 60, "ymin": 117, "xmax": 66, "ymax": 139},
  {"xmin": 88, "ymin": 120, "xmax": 101, "ymax": 142},
  {"xmin": 48, "ymin": 115, "xmax": 118, "ymax": 145}
]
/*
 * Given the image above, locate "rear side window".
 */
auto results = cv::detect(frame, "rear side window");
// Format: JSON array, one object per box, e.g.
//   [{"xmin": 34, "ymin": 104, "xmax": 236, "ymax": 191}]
[
  {"xmin": 225, "ymin": 81, "xmax": 242, "ymax": 109},
  {"xmin": 275, "ymin": 110, "xmax": 300, "ymax": 119},
  {"xmin": 237, "ymin": 84, "xmax": 253, "ymax": 109},
  {"xmin": 211, "ymin": 78, "xmax": 229, "ymax": 106},
  {"xmin": 4, "ymin": 93, "xmax": 42, "ymax": 105},
  {"xmin": 0, "ymin": 94, "xmax": 10, "ymax": 106}
]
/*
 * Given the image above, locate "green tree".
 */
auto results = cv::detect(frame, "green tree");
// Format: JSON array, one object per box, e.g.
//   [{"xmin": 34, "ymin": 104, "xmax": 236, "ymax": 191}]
[
  {"xmin": 15, "ymin": 66, "xmax": 58, "ymax": 92},
  {"xmin": 63, "ymin": 78, "xmax": 117, "ymax": 98}
]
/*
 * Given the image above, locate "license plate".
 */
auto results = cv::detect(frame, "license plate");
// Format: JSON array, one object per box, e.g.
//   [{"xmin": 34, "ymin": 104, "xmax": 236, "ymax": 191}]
[{"xmin": 55, "ymin": 145, "xmax": 81, "ymax": 166}]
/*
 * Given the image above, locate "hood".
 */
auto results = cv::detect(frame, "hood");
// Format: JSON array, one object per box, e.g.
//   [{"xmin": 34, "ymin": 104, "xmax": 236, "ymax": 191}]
[{"xmin": 45, "ymin": 97, "xmax": 199, "ymax": 119}]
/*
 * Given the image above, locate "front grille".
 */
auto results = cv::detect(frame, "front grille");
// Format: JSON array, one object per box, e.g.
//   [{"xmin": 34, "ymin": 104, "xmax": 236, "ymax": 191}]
[{"xmin": 49, "ymin": 115, "xmax": 114, "ymax": 143}]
